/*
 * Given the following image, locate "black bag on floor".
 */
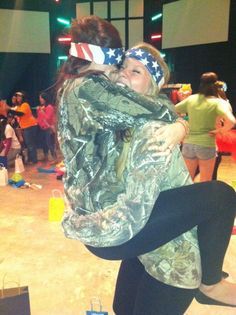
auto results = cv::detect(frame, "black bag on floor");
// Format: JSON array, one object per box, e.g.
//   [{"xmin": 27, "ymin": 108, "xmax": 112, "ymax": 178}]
[
  {"xmin": 0, "ymin": 156, "xmax": 7, "ymax": 168},
  {"xmin": 0, "ymin": 286, "xmax": 31, "ymax": 315}
]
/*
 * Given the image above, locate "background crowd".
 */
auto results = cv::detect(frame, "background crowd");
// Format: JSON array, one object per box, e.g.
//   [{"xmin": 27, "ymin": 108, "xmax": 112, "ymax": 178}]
[{"xmin": 0, "ymin": 90, "xmax": 57, "ymax": 169}]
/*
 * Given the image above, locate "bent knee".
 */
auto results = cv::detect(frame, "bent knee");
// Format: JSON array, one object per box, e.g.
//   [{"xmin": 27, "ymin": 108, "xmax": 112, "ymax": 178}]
[{"xmin": 211, "ymin": 180, "xmax": 236, "ymax": 212}]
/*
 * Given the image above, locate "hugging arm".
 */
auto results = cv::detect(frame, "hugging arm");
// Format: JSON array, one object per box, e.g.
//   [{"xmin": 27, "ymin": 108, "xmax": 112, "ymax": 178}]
[{"xmin": 80, "ymin": 75, "xmax": 188, "ymax": 150}]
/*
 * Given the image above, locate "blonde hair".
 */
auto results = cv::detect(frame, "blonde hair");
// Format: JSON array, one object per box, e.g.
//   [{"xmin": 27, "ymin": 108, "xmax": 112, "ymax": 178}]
[
  {"xmin": 115, "ymin": 129, "xmax": 133, "ymax": 180},
  {"xmin": 131, "ymin": 42, "xmax": 170, "ymax": 96},
  {"xmin": 116, "ymin": 42, "xmax": 170, "ymax": 180}
]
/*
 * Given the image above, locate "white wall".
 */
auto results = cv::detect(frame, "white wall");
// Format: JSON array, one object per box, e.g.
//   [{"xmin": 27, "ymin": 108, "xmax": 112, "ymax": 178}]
[
  {"xmin": 0, "ymin": 9, "xmax": 50, "ymax": 53},
  {"xmin": 162, "ymin": 0, "xmax": 230, "ymax": 49}
]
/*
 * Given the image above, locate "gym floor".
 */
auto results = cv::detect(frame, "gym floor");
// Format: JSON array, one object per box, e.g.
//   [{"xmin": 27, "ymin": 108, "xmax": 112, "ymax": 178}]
[{"xmin": 0, "ymin": 154, "xmax": 235, "ymax": 315}]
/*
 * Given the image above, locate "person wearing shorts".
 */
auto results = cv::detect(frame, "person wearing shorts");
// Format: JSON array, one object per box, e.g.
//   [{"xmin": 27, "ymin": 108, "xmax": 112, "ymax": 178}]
[
  {"xmin": 176, "ymin": 72, "xmax": 235, "ymax": 182},
  {"xmin": 182, "ymin": 143, "xmax": 216, "ymax": 160}
]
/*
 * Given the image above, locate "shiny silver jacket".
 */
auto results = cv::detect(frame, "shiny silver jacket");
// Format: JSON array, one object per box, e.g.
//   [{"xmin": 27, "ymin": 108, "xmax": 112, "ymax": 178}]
[{"xmin": 58, "ymin": 75, "xmax": 201, "ymax": 288}]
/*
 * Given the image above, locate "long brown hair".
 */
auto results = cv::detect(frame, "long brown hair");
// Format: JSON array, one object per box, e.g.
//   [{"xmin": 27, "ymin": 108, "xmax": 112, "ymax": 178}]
[{"xmin": 55, "ymin": 15, "xmax": 122, "ymax": 92}]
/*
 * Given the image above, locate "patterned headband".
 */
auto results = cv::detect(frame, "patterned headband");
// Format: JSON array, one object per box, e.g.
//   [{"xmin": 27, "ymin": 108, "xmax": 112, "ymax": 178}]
[
  {"xmin": 69, "ymin": 42, "xmax": 124, "ymax": 65},
  {"xmin": 125, "ymin": 48, "xmax": 165, "ymax": 89}
]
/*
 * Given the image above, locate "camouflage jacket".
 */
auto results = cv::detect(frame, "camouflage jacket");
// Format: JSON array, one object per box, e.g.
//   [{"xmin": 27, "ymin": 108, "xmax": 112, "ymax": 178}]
[{"xmin": 58, "ymin": 75, "xmax": 201, "ymax": 288}]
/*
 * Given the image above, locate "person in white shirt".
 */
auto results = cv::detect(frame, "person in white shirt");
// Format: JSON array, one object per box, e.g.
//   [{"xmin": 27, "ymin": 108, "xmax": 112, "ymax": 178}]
[{"xmin": 0, "ymin": 115, "xmax": 21, "ymax": 167}]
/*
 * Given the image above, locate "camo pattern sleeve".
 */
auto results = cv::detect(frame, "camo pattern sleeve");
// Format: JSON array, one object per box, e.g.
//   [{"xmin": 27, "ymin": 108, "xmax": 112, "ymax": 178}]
[{"xmin": 58, "ymin": 76, "xmax": 176, "ymax": 247}]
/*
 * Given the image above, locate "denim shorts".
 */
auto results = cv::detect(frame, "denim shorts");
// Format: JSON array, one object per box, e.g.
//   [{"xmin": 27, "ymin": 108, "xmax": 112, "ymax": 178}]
[{"xmin": 182, "ymin": 143, "xmax": 216, "ymax": 160}]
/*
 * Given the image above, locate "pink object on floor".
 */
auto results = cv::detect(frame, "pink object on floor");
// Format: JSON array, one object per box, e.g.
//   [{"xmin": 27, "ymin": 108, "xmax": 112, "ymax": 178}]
[{"xmin": 232, "ymin": 226, "xmax": 236, "ymax": 235}]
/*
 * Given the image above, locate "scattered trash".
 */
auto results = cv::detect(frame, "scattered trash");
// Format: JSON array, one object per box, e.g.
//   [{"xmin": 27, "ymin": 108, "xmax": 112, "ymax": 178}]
[
  {"xmin": 37, "ymin": 167, "xmax": 56, "ymax": 173},
  {"xmin": 8, "ymin": 173, "xmax": 42, "ymax": 190},
  {"xmin": 11, "ymin": 173, "xmax": 23, "ymax": 182},
  {"xmin": 24, "ymin": 182, "xmax": 43, "ymax": 190},
  {"xmin": 8, "ymin": 173, "xmax": 25, "ymax": 188},
  {"xmin": 55, "ymin": 161, "xmax": 65, "ymax": 178},
  {"xmin": 8, "ymin": 179, "xmax": 25, "ymax": 188}
]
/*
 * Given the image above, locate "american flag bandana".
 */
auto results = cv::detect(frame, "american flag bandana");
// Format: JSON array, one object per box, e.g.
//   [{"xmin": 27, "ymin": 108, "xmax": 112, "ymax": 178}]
[
  {"xmin": 125, "ymin": 48, "xmax": 165, "ymax": 89},
  {"xmin": 69, "ymin": 42, "xmax": 124, "ymax": 65}
]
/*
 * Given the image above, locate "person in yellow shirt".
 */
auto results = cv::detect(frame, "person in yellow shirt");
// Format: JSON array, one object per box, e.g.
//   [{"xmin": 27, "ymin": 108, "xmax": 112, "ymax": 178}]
[{"xmin": 175, "ymin": 73, "xmax": 235, "ymax": 182}]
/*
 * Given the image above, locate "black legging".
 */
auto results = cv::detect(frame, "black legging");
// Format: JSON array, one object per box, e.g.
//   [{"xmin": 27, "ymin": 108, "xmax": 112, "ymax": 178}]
[
  {"xmin": 113, "ymin": 258, "xmax": 197, "ymax": 315},
  {"xmin": 86, "ymin": 181, "xmax": 236, "ymax": 285}
]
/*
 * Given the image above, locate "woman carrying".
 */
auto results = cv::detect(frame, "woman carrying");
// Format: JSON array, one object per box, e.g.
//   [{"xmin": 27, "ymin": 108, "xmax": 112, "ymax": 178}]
[{"xmin": 56, "ymin": 16, "xmax": 236, "ymax": 315}]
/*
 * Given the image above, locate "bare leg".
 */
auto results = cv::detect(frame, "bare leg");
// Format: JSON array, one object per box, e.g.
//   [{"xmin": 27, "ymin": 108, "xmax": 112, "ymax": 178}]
[
  {"xmin": 199, "ymin": 157, "xmax": 216, "ymax": 182},
  {"xmin": 184, "ymin": 157, "xmax": 199, "ymax": 180}
]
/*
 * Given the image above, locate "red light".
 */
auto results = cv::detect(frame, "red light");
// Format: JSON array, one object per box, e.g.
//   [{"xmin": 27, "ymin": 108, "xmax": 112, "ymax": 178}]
[
  {"xmin": 151, "ymin": 34, "xmax": 162, "ymax": 40},
  {"xmin": 58, "ymin": 37, "xmax": 71, "ymax": 43}
]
